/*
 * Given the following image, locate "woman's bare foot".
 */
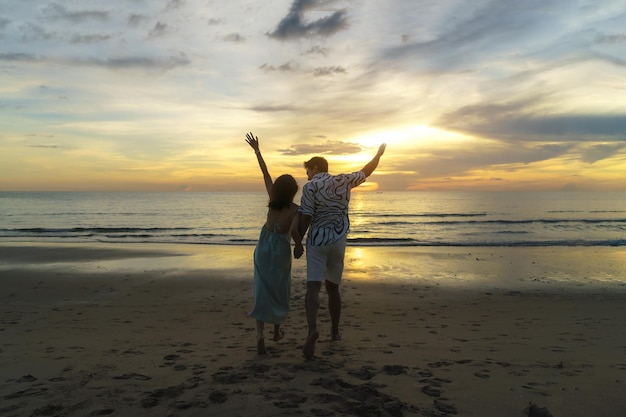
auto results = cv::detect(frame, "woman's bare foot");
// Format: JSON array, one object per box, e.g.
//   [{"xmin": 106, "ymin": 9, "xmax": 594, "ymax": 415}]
[
  {"xmin": 257, "ymin": 337, "xmax": 266, "ymax": 355},
  {"xmin": 273, "ymin": 328, "xmax": 285, "ymax": 342}
]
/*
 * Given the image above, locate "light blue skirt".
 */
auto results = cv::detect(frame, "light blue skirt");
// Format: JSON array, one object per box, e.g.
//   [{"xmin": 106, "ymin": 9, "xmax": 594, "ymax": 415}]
[{"xmin": 248, "ymin": 224, "xmax": 292, "ymax": 324}]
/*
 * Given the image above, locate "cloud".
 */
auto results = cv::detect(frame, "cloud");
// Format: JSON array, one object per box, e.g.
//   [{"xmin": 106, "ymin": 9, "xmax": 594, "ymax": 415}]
[
  {"xmin": 148, "ymin": 22, "xmax": 170, "ymax": 38},
  {"xmin": 223, "ymin": 33, "xmax": 245, "ymax": 43},
  {"xmin": 0, "ymin": 50, "xmax": 189, "ymax": 71},
  {"xmin": 24, "ymin": 134, "xmax": 63, "ymax": 150},
  {"xmin": 43, "ymin": 3, "xmax": 109, "ymax": 22},
  {"xmin": 74, "ymin": 53, "xmax": 190, "ymax": 70},
  {"xmin": 438, "ymin": 98, "xmax": 626, "ymax": 142},
  {"xmin": 595, "ymin": 33, "xmax": 626, "ymax": 44},
  {"xmin": 249, "ymin": 104, "xmax": 296, "ymax": 112},
  {"xmin": 280, "ymin": 141, "xmax": 362, "ymax": 155},
  {"xmin": 259, "ymin": 62, "xmax": 345, "ymax": 77},
  {"xmin": 260, "ymin": 62, "xmax": 299, "ymax": 72},
  {"xmin": 0, "ymin": 52, "xmax": 40, "ymax": 62},
  {"xmin": 268, "ymin": 0, "xmax": 348, "ymax": 40},
  {"xmin": 128, "ymin": 14, "xmax": 150, "ymax": 27},
  {"xmin": 28, "ymin": 144, "xmax": 61, "ymax": 149},
  {"xmin": 19, "ymin": 22, "xmax": 56, "ymax": 41},
  {"xmin": 70, "ymin": 34, "xmax": 112, "ymax": 44},
  {"xmin": 302, "ymin": 45, "xmax": 329, "ymax": 56},
  {"xmin": 165, "ymin": 0, "xmax": 185, "ymax": 11},
  {"xmin": 313, "ymin": 66, "xmax": 346, "ymax": 76},
  {"xmin": 389, "ymin": 141, "xmax": 577, "ymax": 179},
  {"xmin": 580, "ymin": 143, "xmax": 626, "ymax": 163}
]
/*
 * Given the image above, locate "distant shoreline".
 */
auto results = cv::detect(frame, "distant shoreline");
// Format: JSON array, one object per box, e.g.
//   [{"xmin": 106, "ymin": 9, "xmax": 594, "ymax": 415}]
[{"xmin": 2, "ymin": 241, "xmax": 625, "ymax": 291}]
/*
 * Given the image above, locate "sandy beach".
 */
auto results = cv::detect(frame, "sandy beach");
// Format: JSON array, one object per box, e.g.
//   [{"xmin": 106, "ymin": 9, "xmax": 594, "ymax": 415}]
[{"xmin": 1, "ymin": 242, "xmax": 625, "ymax": 416}]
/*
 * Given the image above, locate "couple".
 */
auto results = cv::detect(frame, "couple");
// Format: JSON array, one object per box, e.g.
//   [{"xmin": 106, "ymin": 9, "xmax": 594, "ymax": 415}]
[{"xmin": 246, "ymin": 132, "xmax": 386, "ymax": 359}]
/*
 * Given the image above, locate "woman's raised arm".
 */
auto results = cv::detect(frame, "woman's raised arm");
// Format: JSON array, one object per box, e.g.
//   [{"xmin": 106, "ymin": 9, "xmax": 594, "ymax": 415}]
[{"xmin": 245, "ymin": 132, "xmax": 273, "ymax": 196}]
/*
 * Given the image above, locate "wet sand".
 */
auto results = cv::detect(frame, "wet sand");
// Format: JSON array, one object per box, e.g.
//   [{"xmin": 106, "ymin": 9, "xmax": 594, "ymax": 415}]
[{"xmin": 1, "ymin": 243, "xmax": 625, "ymax": 416}]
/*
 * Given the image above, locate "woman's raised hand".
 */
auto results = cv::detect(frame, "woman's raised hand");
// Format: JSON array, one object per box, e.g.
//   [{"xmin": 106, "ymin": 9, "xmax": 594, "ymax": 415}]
[{"xmin": 245, "ymin": 132, "xmax": 260, "ymax": 152}]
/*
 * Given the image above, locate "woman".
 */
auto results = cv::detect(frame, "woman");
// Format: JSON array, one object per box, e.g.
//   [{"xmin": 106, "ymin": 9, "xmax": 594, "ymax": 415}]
[{"xmin": 245, "ymin": 132, "xmax": 300, "ymax": 354}]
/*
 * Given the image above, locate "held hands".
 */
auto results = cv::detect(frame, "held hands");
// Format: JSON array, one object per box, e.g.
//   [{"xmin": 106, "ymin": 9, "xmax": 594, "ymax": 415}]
[
  {"xmin": 293, "ymin": 242, "xmax": 304, "ymax": 259},
  {"xmin": 245, "ymin": 132, "xmax": 260, "ymax": 152}
]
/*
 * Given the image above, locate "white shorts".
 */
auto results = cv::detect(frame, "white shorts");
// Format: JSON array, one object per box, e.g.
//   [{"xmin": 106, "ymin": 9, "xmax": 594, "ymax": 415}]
[{"xmin": 306, "ymin": 236, "xmax": 347, "ymax": 285}]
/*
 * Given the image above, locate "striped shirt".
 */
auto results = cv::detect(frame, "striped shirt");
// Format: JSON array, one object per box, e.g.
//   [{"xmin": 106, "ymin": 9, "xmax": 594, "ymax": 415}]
[{"xmin": 299, "ymin": 171, "xmax": 366, "ymax": 246}]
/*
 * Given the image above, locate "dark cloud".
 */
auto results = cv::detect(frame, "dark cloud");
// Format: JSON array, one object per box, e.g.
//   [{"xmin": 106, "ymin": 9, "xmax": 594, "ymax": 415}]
[
  {"xmin": 260, "ymin": 62, "xmax": 299, "ymax": 72},
  {"xmin": 591, "ymin": 50, "xmax": 626, "ymax": 68},
  {"xmin": 580, "ymin": 143, "xmax": 626, "ymax": 163},
  {"xmin": 128, "ymin": 14, "xmax": 149, "ymax": 27},
  {"xmin": 165, "ymin": 0, "xmax": 185, "ymax": 11},
  {"xmin": 2, "ymin": 51, "xmax": 189, "ymax": 71},
  {"xmin": 92, "ymin": 53, "xmax": 190, "ymax": 70},
  {"xmin": 28, "ymin": 144, "xmax": 61, "ymax": 149},
  {"xmin": 0, "ymin": 52, "xmax": 40, "ymax": 62},
  {"xmin": 43, "ymin": 3, "xmax": 109, "ymax": 22},
  {"xmin": 148, "ymin": 22, "xmax": 169, "ymax": 38},
  {"xmin": 268, "ymin": 0, "xmax": 348, "ymax": 40},
  {"xmin": 24, "ymin": 134, "xmax": 62, "ymax": 149},
  {"xmin": 70, "ymin": 34, "xmax": 112, "ymax": 44},
  {"xmin": 595, "ymin": 33, "xmax": 626, "ymax": 44},
  {"xmin": 280, "ymin": 141, "xmax": 362, "ymax": 155},
  {"xmin": 438, "ymin": 99, "xmax": 626, "ymax": 142},
  {"xmin": 313, "ymin": 66, "xmax": 346, "ymax": 76},
  {"xmin": 223, "ymin": 33, "xmax": 245, "ymax": 43},
  {"xmin": 249, "ymin": 104, "xmax": 296, "ymax": 112},
  {"xmin": 392, "ymin": 142, "xmax": 576, "ymax": 178},
  {"xmin": 302, "ymin": 45, "xmax": 329, "ymax": 56},
  {"xmin": 1, "ymin": 50, "xmax": 189, "ymax": 71},
  {"xmin": 19, "ymin": 22, "xmax": 56, "ymax": 41},
  {"xmin": 259, "ymin": 62, "xmax": 345, "ymax": 77}
]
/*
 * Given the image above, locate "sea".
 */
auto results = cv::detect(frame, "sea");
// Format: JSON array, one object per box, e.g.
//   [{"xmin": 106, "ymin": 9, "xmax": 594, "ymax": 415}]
[{"xmin": 0, "ymin": 191, "xmax": 625, "ymax": 247}]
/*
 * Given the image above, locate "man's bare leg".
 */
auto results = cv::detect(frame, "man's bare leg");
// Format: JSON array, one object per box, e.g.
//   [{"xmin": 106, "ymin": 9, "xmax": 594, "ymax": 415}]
[
  {"xmin": 303, "ymin": 281, "xmax": 321, "ymax": 359},
  {"xmin": 326, "ymin": 280, "xmax": 341, "ymax": 340},
  {"xmin": 256, "ymin": 320, "xmax": 266, "ymax": 354}
]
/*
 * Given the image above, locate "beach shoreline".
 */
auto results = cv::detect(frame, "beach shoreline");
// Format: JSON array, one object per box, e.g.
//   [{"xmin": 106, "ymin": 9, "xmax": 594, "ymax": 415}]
[{"xmin": 1, "ymin": 242, "xmax": 625, "ymax": 416}]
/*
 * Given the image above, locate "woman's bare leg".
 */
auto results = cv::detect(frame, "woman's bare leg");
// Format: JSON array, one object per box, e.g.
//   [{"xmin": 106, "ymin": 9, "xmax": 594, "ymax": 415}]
[
  {"xmin": 273, "ymin": 324, "xmax": 285, "ymax": 341},
  {"xmin": 256, "ymin": 320, "xmax": 266, "ymax": 354}
]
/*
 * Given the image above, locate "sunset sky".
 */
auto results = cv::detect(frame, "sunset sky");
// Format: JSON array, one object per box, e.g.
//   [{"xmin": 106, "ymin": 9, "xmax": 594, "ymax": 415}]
[{"xmin": 1, "ymin": 0, "xmax": 626, "ymax": 192}]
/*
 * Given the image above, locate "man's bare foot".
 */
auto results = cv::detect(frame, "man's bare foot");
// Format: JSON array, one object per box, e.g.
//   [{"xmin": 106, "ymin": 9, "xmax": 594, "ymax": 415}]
[
  {"xmin": 257, "ymin": 337, "xmax": 266, "ymax": 355},
  {"xmin": 273, "ymin": 328, "xmax": 285, "ymax": 342},
  {"xmin": 302, "ymin": 330, "xmax": 319, "ymax": 360},
  {"xmin": 331, "ymin": 330, "xmax": 341, "ymax": 341}
]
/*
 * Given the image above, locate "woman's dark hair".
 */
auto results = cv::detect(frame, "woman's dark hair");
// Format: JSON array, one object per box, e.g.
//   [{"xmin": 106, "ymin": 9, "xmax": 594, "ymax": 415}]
[{"xmin": 269, "ymin": 174, "xmax": 298, "ymax": 210}]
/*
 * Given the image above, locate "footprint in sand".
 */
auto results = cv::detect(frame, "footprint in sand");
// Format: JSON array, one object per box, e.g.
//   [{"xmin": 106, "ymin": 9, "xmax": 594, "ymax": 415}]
[{"xmin": 113, "ymin": 373, "xmax": 152, "ymax": 381}]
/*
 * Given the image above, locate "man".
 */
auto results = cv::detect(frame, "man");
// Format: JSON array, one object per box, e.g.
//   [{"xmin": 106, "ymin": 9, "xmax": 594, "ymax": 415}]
[{"xmin": 292, "ymin": 143, "xmax": 386, "ymax": 360}]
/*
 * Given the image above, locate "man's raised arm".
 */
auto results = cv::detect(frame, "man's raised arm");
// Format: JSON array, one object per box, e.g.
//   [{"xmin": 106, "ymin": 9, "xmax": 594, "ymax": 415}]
[{"xmin": 361, "ymin": 143, "xmax": 387, "ymax": 177}]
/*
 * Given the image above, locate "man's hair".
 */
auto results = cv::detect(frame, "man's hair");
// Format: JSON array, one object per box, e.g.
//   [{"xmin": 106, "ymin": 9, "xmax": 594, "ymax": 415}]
[
  {"xmin": 269, "ymin": 174, "xmax": 298, "ymax": 210},
  {"xmin": 304, "ymin": 156, "xmax": 328, "ymax": 173}
]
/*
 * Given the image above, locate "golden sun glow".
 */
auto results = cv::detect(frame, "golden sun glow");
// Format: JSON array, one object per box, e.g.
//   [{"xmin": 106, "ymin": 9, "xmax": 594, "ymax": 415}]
[{"xmin": 355, "ymin": 125, "xmax": 469, "ymax": 149}]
